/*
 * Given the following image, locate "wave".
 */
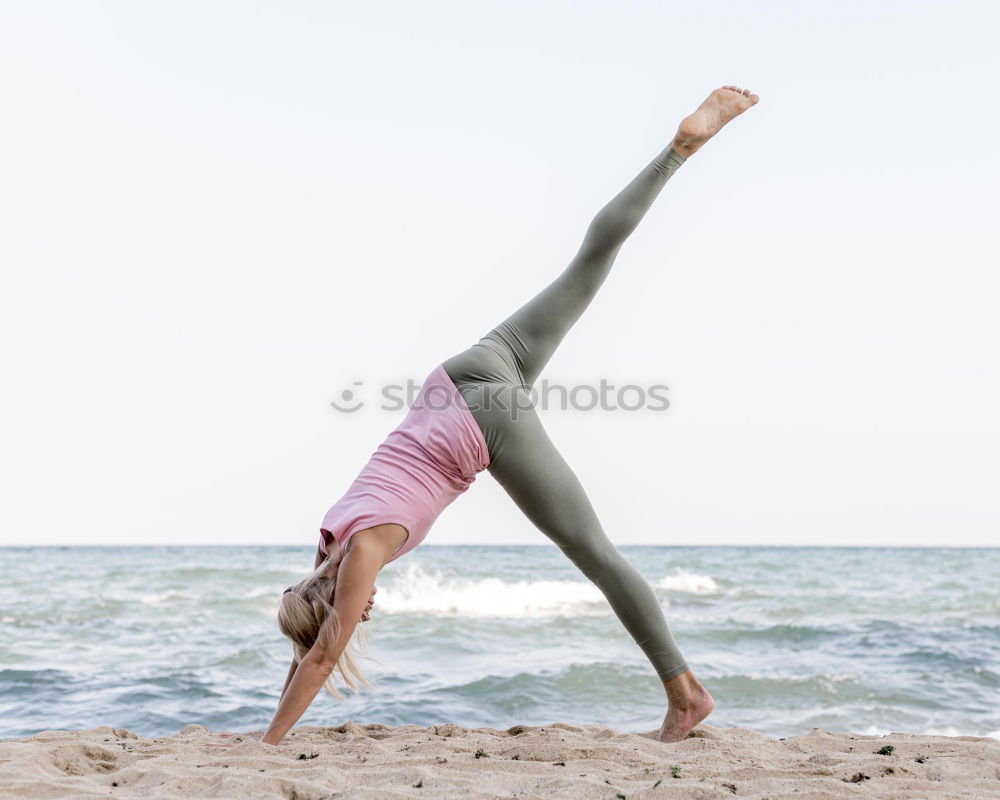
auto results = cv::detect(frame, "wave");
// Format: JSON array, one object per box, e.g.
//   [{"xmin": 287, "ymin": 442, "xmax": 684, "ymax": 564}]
[
  {"xmin": 858, "ymin": 724, "xmax": 1000, "ymax": 740},
  {"xmin": 139, "ymin": 590, "xmax": 197, "ymax": 606},
  {"xmin": 376, "ymin": 564, "xmax": 721, "ymax": 618},
  {"xmin": 656, "ymin": 569, "xmax": 719, "ymax": 594},
  {"xmin": 242, "ymin": 586, "xmax": 280, "ymax": 599},
  {"xmin": 377, "ymin": 565, "xmax": 606, "ymax": 618}
]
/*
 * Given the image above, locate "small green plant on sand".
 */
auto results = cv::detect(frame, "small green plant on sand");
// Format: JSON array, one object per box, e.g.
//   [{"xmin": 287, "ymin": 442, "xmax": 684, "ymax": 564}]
[
  {"xmin": 670, "ymin": 765, "xmax": 681, "ymax": 778},
  {"xmin": 875, "ymin": 745, "xmax": 894, "ymax": 756},
  {"xmin": 474, "ymin": 748, "xmax": 488, "ymax": 759},
  {"xmin": 915, "ymin": 754, "xmax": 927, "ymax": 763}
]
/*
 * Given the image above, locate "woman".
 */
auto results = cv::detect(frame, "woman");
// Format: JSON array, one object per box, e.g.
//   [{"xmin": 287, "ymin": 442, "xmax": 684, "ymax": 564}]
[{"xmin": 263, "ymin": 85, "xmax": 760, "ymax": 746}]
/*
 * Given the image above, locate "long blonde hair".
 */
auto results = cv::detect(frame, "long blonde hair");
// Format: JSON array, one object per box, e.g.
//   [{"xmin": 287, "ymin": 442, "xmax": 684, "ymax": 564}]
[{"xmin": 276, "ymin": 557, "xmax": 374, "ymax": 698}]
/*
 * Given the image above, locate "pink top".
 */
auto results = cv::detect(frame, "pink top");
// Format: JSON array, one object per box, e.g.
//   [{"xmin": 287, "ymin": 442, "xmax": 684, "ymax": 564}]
[{"xmin": 319, "ymin": 364, "xmax": 490, "ymax": 563}]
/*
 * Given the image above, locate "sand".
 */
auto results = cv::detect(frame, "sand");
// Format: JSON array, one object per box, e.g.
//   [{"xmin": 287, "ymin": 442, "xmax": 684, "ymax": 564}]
[{"xmin": 1, "ymin": 721, "xmax": 998, "ymax": 799}]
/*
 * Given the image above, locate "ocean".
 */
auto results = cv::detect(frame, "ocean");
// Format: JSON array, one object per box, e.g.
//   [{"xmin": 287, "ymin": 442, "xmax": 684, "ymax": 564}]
[{"xmin": 1, "ymin": 546, "xmax": 997, "ymax": 741}]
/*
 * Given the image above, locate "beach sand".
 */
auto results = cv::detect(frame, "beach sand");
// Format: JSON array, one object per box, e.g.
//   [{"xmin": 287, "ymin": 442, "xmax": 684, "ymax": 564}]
[{"xmin": 2, "ymin": 721, "xmax": 998, "ymax": 799}]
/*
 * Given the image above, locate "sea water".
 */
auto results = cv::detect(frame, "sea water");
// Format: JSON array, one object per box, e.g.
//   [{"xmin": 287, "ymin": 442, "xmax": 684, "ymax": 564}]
[{"xmin": 1, "ymin": 546, "xmax": 997, "ymax": 740}]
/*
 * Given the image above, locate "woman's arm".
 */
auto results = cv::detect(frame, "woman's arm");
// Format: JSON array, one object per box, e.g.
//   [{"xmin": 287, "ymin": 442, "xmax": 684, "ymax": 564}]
[
  {"xmin": 315, "ymin": 535, "xmax": 376, "ymax": 620},
  {"xmin": 262, "ymin": 534, "xmax": 387, "ymax": 745},
  {"xmin": 278, "ymin": 539, "xmax": 376, "ymax": 705},
  {"xmin": 279, "ymin": 658, "xmax": 298, "ymax": 701}
]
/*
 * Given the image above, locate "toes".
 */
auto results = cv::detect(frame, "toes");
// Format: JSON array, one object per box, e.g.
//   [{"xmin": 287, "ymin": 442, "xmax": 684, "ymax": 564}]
[{"xmin": 719, "ymin": 84, "xmax": 759, "ymax": 103}]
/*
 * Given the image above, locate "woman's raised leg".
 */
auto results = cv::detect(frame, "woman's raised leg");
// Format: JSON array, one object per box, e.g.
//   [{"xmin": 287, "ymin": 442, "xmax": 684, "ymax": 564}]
[
  {"xmin": 446, "ymin": 86, "xmax": 759, "ymax": 392},
  {"xmin": 446, "ymin": 144, "xmax": 685, "ymax": 392}
]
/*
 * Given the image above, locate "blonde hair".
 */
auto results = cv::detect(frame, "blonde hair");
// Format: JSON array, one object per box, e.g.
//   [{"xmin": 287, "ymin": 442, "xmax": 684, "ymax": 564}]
[{"xmin": 276, "ymin": 558, "xmax": 374, "ymax": 698}]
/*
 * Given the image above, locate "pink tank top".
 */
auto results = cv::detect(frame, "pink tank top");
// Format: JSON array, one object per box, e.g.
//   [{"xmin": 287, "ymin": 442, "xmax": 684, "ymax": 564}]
[{"xmin": 319, "ymin": 364, "xmax": 490, "ymax": 563}]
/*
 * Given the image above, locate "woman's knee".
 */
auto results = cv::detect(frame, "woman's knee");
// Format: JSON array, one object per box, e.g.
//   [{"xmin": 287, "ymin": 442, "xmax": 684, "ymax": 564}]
[{"xmin": 558, "ymin": 532, "xmax": 623, "ymax": 578}]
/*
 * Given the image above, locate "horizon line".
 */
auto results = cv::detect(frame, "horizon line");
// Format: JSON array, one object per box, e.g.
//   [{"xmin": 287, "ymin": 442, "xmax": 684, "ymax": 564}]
[{"xmin": 0, "ymin": 543, "xmax": 996, "ymax": 550}]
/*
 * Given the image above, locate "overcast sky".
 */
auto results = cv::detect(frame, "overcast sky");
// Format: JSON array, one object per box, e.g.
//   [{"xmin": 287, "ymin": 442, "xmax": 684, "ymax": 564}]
[{"xmin": 2, "ymin": 0, "xmax": 998, "ymax": 547}]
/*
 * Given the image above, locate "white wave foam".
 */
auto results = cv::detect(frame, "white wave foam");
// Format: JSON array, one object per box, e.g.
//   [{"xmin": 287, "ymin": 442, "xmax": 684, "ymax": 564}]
[
  {"xmin": 656, "ymin": 569, "xmax": 719, "ymax": 594},
  {"xmin": 856, "ymin": 724, "xmax": 891, "ymax": 736},
  {"xmin": 861, "ymin": 724, "xmax": 1000, "ymax": 740},
  {"xmin": 140, "ymin": 589, "xmax": 195, "ymax": 606},
  {"xmin": 742, "ymin": 672, "xmax": 858, "ymax": 684},
  {"xmin": 376, "ymin": 565, "xmax": 719, "ymax": 617},
  {"xmin": 919, "ymin": 725, "xmax": 1000, "ymax": 738},
  {"xmin": 377, "ymin": 565, "xmax": 608, "ymax": 618}
]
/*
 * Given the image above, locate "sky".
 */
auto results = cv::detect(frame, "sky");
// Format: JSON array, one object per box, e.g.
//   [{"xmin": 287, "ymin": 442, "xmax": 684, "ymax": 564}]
[{"xmin": 1, "ymin": 0, "xmax": 998, "ymax": 547}]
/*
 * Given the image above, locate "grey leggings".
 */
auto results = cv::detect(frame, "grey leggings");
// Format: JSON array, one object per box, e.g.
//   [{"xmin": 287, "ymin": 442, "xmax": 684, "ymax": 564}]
[{"xmin": 442, "ymin": 143, "xmax": 689, "ymax": 682}]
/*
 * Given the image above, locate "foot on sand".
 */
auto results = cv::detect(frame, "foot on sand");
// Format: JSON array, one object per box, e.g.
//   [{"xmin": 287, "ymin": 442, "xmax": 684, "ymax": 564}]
[
  {"xmin": 658, "ymin": 679, "xmax": 715, "ymax": 743},
  {"xmin": 671, "ymin": 85, "xmax": 759, "ymax": 157}
]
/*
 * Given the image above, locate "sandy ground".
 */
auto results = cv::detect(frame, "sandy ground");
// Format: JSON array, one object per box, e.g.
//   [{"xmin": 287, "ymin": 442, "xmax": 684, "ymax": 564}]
[{"xmin": 1, "ymin": 721, "xmax": 998, "ymax": 799}]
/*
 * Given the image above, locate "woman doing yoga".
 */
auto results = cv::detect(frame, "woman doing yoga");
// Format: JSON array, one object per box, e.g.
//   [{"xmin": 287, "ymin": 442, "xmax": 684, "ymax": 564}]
[{"xmin": 264, "ymin": 86, "xmax": 760, "ymax": 746}]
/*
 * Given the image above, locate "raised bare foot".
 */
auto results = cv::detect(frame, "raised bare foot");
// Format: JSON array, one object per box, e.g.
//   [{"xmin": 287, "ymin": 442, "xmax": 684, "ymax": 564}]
[
  {"xmin": 658, "ymin": 672, "xmax": 715, "ymax": 743},
  {"xmin": 671, "ymin": 85, "xmax": 759, "ymax": 158}
]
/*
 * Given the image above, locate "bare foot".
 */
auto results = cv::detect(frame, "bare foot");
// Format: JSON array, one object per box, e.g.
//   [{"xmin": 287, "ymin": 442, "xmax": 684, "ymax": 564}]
[
  {"xmin": 671, "ymin": 85, "xmax": 759, "ymax": 157},
  {"xmin": 658, "ymin": 671, "xmax": 715, "ymax": 743}
]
